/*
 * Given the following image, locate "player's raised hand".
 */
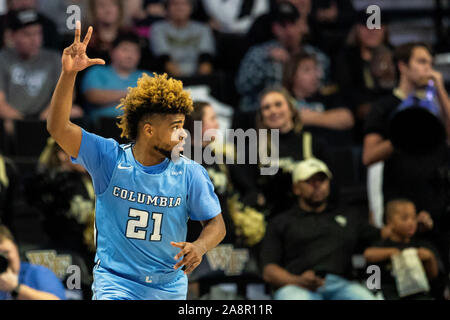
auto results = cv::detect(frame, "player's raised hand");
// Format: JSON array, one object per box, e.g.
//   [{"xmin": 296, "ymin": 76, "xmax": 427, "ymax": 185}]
[{"xmin": 62, "ymin": 21, "xmax": 105, "ymax": 74}]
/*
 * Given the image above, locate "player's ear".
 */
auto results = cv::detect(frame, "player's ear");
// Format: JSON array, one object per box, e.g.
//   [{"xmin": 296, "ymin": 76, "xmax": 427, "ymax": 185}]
[{"xmin": 142, "ymin": 122, "xmax": 154, "ymax": 138}]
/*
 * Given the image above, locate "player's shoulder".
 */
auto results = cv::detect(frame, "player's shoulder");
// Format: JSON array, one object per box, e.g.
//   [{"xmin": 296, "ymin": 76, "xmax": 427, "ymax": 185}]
[
  {"xmin": 173, "ymin": 155, "xmax": 202, "ymax": 169},
  {"xmin": 174, "ymin": 155, "xmax": 208, "ymax": 177}
]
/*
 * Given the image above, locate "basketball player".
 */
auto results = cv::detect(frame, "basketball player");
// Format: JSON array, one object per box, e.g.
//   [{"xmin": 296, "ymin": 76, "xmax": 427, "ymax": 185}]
[{"xmin": 46, "ymin": 22, "xmax": 226, "ymax": 300}]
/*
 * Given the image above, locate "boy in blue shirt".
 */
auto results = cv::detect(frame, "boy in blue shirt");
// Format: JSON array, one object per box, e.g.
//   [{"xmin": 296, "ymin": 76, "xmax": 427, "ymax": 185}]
[
  {"xmin": 47, "ymin": 22, "xmax": 226, "ymax": 300},
  {"xmin": 82, "ymin": 32, "xmax": 146, "ymax": 124}
]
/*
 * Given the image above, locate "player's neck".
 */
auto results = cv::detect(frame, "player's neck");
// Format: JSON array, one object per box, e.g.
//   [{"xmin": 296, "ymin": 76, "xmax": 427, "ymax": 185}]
[{"xmin": 133, "ymin": 142, "xmax": 166, "ymax": 167}]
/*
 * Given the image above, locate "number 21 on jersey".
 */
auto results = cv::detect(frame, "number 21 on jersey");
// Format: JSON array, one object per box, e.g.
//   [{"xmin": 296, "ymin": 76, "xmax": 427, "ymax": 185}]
[{"xmin": 125, "ymin": 208, "xmax": 163, "ymax": 241}]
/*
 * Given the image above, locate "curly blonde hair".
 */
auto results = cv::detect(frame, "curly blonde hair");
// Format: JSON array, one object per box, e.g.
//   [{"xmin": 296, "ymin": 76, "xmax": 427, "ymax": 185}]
[{"xmin": 117, "ymin": 73, "xmax": 194, "ymax": 140}]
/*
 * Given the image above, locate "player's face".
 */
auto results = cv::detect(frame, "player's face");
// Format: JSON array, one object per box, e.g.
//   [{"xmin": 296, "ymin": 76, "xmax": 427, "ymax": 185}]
[
  {"xmin": 389, "ymin": 203, "xmax": 418, "ymax": 238},
  {"xmin": 150, "ymin": 114, "xmax": 187, "ymax": 158},
  {"xmin": 293, "ymin": 58, "xmax": 321, "ymax": 98},
  {"xmin": 13, "ymin": 24, "xmax": 42, "ymax": 58},
  {"xmin": 0, "ymin": 239, "xmax": 21, "ymax": 275},
  {"xmin": 260, "ymin": 92, "xmax": 294, "ymax": 131}
]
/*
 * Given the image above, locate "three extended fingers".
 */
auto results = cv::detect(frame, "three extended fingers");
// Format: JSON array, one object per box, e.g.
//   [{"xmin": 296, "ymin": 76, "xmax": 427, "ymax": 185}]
[{"xmin": 69, "ymin": 21, "xmax": 104, "ymax": 66}]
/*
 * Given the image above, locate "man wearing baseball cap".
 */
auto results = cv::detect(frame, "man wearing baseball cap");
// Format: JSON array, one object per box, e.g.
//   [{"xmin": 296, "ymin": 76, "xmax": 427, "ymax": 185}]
[
  {"xmin": 0, "ymin": 9, "xmax": 64, "ymax": 130},
  {"xmin": 260, "ymin": 158, "xmax": 383, "ymax": 300}
]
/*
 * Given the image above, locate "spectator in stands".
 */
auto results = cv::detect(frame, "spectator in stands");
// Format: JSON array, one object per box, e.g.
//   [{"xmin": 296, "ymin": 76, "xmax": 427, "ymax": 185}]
[
  {"xmin": 0, "ymin": 225, "xmax": 66, "ymax": 300},
  {"xmin": 143, "ymin": 0, "xmax": 166, "ymax": 19},
  {"xmin": 335, "ymin": 11, "xmax": 393, "ymax": 143},
  {"xmin": 283, "ymin": 51, "xmax": 354, "ymax": 144},
  {"xmin": 86, "ymin": 0, "xmax": 127, "ymax": 63},
  {"xmin": 195, "ymin": 0, "xmax": 269, "ymax": 36},
  {"xmin": 0, "ymin": 10, "xmax": 82, "ymax": 133},
  {"xmin": 246, "ymin": 0, "xmax": 312, "ymax": 48},
  {"xmin": 150, "ymin": 0, "xmax": 215, "ymax": 77},
  {"xmin": 184, "ymin": 101, "xmax": 266, "ymax": 298},
  {"xmin": 232, "ymin": 87, "xmax": 334, "ymax": 218},
  {"xmin": 236, "ymin": 1, "xmax": 329, "ymax": 112},
  {"xmin": 0, "ymin": 153, "xmax": 16, "ymax": 228},
  {"xmin": 131, "ymin": 0, "xmax": 165, "ymax": 40},
  {"xmin": 261, "ymin": 158, "xmax": 380, "ymax": 300},
  {"xmin": 363, "ymin": 42, "xmax": 450, "ymax": 297},
  {"xmin": 86, "ymin": 0, "xmax": 155, "ymax": 73},
  {"xmin": 0, "ymin": 0, "xmax": 61, "ymax": 50},
  {"xmin": 307, "ymin": 0, "xmax": 356, "ymax": 54},
  {"xmin": 192, "ymin": 0, "xmax": 270, "ymax": 80},
  {"xmin": 82, "ymin": 32, "xmax": 146, "ymax": 124},
  {"xmin": 25, "ymin": 138, "xmax": 96, "ymax": 271},
  {"xmin": 184, "ymin": 101, "xmax": 236, "ymax": 245},
  {"xmin": 365, "ymin": 199, "xmax": 440, "ymax": 300},
  {"xmin": 184, "ymin": 101, "xmax": 267, "ymax": 248}
]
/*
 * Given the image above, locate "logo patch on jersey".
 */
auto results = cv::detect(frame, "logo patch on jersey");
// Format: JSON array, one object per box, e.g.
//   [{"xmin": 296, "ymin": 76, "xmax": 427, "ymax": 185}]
[
  {"xmin": 171, "ymin": 170, "xmax": 183, "ymax": 176},
  {"xmin": 118, "ymin": 164, "xmax": 133, "ymax": 170}
]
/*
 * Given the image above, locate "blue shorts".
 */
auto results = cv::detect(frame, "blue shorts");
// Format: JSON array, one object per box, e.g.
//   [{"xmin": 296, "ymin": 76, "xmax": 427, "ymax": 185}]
[{"xmin": 92, "ymin": 265, "xmax": 188, "ymax": 300}]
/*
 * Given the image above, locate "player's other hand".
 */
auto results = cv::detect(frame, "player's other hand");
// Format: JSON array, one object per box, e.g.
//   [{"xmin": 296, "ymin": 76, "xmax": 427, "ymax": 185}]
[
  {"xmin": 62, "ymin": 21, "xmax": 105, "ymax": 75},
  {"xmin": 171, "ymin": 241, "xmax": 207, "ymax": 275}
]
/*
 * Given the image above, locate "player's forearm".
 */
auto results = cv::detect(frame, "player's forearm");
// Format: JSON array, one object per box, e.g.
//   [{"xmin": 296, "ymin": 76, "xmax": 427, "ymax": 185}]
[
  {"xmin": 47, "ymin": 71, "xmax": 77, "ymax": 136},
  {"xmin": 194, "ymin": 214, "xmax": 226, "ymax": 254},
  {"xmin": 17, "ymin": 284, "xmax": 61, "ymax": 300}
]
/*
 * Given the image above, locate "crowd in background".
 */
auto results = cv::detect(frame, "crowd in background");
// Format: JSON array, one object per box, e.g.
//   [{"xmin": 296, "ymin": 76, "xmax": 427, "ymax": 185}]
[{"xmin": 0, "ymin": 0, "xmax": 450, "ymax": 300}]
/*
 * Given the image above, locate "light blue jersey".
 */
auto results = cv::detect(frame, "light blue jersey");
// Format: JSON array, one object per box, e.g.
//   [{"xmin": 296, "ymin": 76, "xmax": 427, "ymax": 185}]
[{"xmin": 72, "ymin": 129, "xmax": 221, "ymax": 300}]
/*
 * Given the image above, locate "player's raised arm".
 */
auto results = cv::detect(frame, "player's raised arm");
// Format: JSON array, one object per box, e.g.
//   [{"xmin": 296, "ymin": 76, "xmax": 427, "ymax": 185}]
[{"xmin": 47, "ymin": 21, "xmax": 105, "ymax": 158}]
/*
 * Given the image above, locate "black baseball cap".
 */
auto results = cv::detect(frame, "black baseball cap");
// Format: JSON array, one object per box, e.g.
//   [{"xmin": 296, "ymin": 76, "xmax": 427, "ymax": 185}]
[
  {"xmin": 7, "ymin": 9, "xmax": 43, "ymax": 31},
  {"xmin": 271, "ymin": 1, "xmax": 300, "ymax": 26}
]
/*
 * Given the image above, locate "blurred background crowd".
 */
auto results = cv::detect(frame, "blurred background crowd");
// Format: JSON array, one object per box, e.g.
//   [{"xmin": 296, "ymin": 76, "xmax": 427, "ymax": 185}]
[{"xmin": 1, "ymin": 0, "xmax": 450, "ymax": 300}]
